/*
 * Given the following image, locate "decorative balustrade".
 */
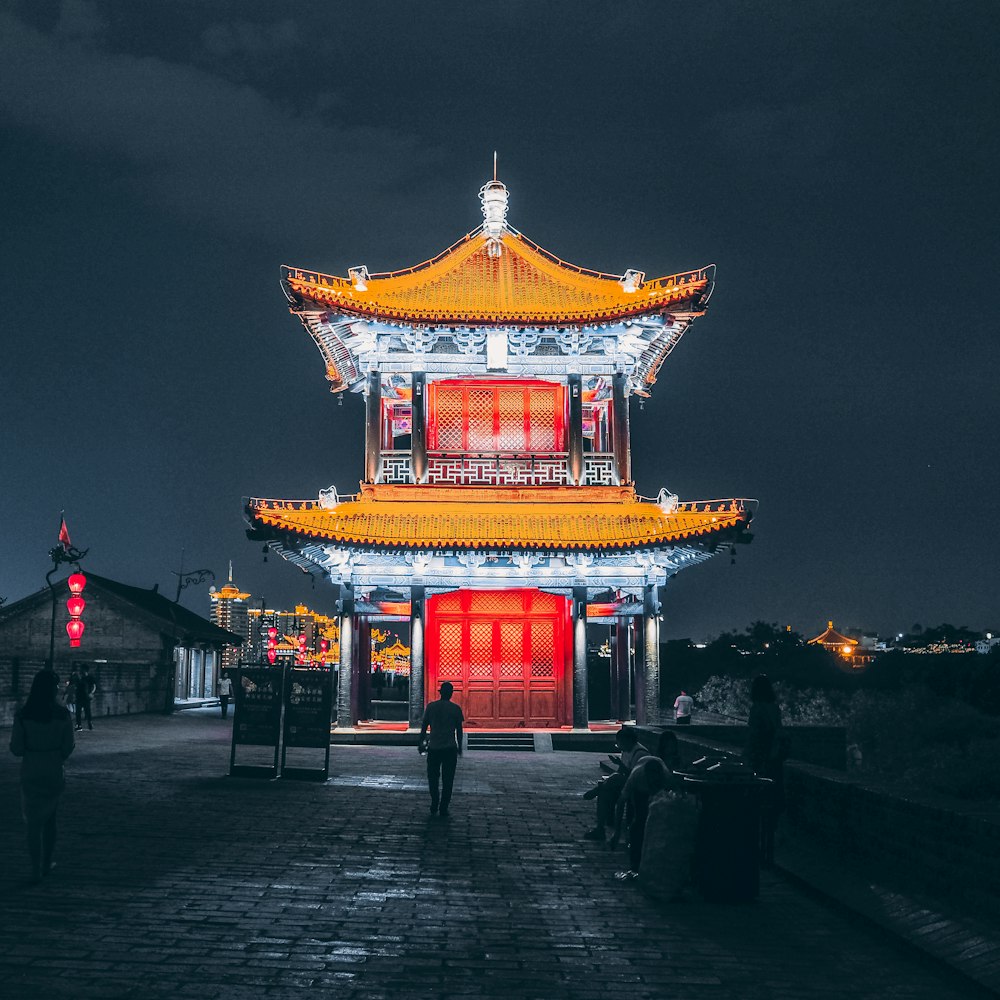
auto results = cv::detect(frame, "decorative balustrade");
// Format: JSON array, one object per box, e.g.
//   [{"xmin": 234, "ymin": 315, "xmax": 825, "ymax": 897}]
[
  {"xmin": 377, "ymin": 451, "xmax": 617, "ymax": 487},
  {"xmin": 427, "ymin": 452, "xmax": 570, "ymax": 486}
]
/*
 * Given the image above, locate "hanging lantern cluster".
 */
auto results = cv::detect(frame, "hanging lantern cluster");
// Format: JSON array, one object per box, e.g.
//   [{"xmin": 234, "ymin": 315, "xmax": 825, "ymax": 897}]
[
  {"xmin": 65, "ymin": 572, "xmax": 87, "ymax": 648},
  {"xmin": 319, "ymin": 638, "xmax": 329, "ymax": 665},
  {"xmin": 266, "ymin": 625, "xmax": 278, "ymax": 665},
  {"xmin": 297, "ymin": 633, "xmax": 308, "ymax": 665}
]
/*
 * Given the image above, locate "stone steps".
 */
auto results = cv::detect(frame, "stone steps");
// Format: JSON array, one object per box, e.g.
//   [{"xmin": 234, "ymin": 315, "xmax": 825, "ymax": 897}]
[{"xmin": 466, "ymin": 732, "xmax": 536, "ymax": 752}]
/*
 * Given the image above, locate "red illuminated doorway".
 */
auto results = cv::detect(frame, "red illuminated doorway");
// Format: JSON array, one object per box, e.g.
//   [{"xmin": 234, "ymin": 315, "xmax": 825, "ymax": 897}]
[{"xmin": 426, "ymin": 589, "xmax": 572, "ymax": 728}]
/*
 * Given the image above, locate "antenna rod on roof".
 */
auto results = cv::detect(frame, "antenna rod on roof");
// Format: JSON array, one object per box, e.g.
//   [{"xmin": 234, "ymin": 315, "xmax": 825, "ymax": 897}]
[{"xmin": 493, "ymin": 150, "xmax": 497, "ymax": 182}]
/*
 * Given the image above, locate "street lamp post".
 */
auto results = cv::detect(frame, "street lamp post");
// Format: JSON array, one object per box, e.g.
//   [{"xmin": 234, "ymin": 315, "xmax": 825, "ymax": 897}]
[{"xmin": 170, "ymin": 549, "xmax": 215, "ymax": 603}]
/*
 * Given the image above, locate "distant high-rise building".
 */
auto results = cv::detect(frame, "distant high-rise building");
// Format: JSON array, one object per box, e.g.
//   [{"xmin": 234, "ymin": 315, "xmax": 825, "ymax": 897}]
[{"xmin": 209, "ymin": 564, "xmax": 250, "ymax": 670}]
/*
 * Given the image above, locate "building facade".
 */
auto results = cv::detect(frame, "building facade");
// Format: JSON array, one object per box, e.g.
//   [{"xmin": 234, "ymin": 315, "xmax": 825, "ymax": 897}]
[
  {"xmin": 208, "ymin": 566, "xmax": 250, "ymax": 672},
  {"xmin": 0, "ymin": 572, "xmax": 240, "ymax": 725},
  {"xmin": 246, "ymin": 173, "xmax": 755, "ymax": 730}
]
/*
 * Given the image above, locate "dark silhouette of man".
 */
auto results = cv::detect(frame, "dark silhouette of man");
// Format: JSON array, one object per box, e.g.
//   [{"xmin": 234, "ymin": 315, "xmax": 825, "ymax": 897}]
[
  {"xmin": 419, "ymin": 682, "xmax": 464, "ymax": 817},
  {"xmin": 74, "ymin": 668, "xmax": 96, "ymax": 731},
  {"xmin": 218, "ymin": 672, "xmax": 233, "ymax": 719}
]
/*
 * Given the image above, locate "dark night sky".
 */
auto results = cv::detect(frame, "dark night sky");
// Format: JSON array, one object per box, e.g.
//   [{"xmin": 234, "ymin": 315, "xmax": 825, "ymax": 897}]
[{"xmin": 2, "ymin": 0, "xmax": 998, "ymax": 639}]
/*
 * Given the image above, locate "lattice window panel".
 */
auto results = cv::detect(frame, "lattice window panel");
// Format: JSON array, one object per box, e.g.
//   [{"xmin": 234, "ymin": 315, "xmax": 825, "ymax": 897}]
[
  {"xmin": 498, "ymin": 388, "xmax": 526, "ymax": 451},
  {"xmin": 530, "ymin": 591, "xmax": 562, "ymax": 614},
  {"xmin": 499, "ymin": 622, "xmax": 524, "ymax": 677},
  {"xmin": 582, "ymin": 455, "xmax": 615, "ymax": 486},
  {"xmin": 468, "ymin": 592, "xmax": 525, "ymax": 615},
  {"xmin": 529, "ymin": 388, "xmax": 558, "ymax": 450},
  {"xmin": 530, "ymin": 620, "xmax": 555, "ymax": 677},
  {"xmin": 433, "ymin": 593, "xmax": 462, "ymax": 613},
  {"xmin": 437, "ymin": 622, "xmax": 462, "ymax": 678},
  {"xmin": 435, "ymin": 387, "xmax": 464, "ymax": 450},
  {"xmin": 467, "ymin": 389, "xmax": 494, "ymax": 451},
  {"xmin": 469, "ymin": 622, "xmax": 493, "ymax": 678},
  {"xmin": 380, "ymin": 453, "xmax": 413, "ymax": 484}
]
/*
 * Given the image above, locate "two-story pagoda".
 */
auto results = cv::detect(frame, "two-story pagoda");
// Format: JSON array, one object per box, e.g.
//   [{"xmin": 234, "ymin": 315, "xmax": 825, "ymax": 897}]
[{"xmin": 246, "ymin": 171, "xmax": 754, "ymax": 731}]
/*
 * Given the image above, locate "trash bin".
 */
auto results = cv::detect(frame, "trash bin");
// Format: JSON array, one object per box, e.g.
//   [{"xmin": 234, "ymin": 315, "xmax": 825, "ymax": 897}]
[{"xmin": 677, "ymin": 756, "xmax": 771, "ymax": 902}]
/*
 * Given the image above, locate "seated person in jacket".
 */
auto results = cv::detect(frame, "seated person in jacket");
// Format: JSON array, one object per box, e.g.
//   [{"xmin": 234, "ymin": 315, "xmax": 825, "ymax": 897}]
[{"xmin": 583, "ymin": 727, "xmax": 649, "ymax": 842}]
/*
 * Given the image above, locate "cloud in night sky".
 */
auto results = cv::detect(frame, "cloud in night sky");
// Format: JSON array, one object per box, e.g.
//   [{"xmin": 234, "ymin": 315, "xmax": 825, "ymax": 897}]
[
  {"xmin": 1, "ymin": 0, "xmax": 998, "ymax": 637},
  {"xmin": 0, "ymin": 5, "xmax": 436, "ymax": 245}
]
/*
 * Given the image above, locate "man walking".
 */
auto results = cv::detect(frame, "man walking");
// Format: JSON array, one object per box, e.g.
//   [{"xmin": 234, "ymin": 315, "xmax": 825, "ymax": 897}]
[
  {"xmin": 673, "ymin": 690, "xmax": 693, "ymax": 725},
  {"xmin": 419, "ymin": 682, "xmax": 464, "ymax": 818},
  {"xmin": 74, "ymin": 667, "xmax": 96, "ymax": 731},
  {"xmin": 218, "ymin": 672, "xmax": 233, "ymax": 719}
]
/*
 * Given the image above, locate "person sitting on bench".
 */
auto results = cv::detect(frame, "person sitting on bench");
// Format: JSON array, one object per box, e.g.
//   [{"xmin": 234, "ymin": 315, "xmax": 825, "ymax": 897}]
[{"xmin": 583, "ymin": 727, "xmax": 648, "ymax": 842}]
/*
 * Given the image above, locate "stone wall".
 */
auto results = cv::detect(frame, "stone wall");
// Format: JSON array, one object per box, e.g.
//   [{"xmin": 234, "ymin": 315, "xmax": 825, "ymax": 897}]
[
  {"xmin": 655, "ymin": 723, "xmax": 847, "ymax": 770},
  {"xmin": 674, "ymin": 730, "xmax": 1000, "ymax": 917},
  {"xmin": 0, "ymin": 656, "xmax": 174, "ymax": 728},
  {"xmin": 783, "ymin": 763, "xmax": 1000, "ymax": 915}
]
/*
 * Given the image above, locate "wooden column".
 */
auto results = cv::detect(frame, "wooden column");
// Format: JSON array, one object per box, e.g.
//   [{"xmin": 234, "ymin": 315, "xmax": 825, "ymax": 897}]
[
  {"xmin": 356, "ymin": 618, "xmax": 371, "ymax": 722},
  {"xmin": 568, "ymin": 373, "xmax": 583, "ymax": 486},
  {"xmin": 408, "ymin": 585, "xmax": 426, "ymax": 728},
  {"xmin": 364, "ymin": 371, "xmax": 382, "ymax": 483},
  {"xmin": 572, "ymin": 585, "xmax": 589, "ymax": 729},
  {"xmin": 608, "ymin": 623, "xmax": 619, "ymax": 722},
  {"xmin": 336, "ymin": 583, "xmax": 355, "ymax": 728},
  {"xmin": 411, "ymin": 372, "xmax": 427, "ymax": 485},
  {"xmin": 615, "ymin": 617, "xmax": 631, "ymax": 722},
  {"xmin": 612, "ymin": 373, "xmax": 631, "ymax": 486},
  {"xmin": 638, "ymin": 584, "xmax": 660, "ymax": 725}
]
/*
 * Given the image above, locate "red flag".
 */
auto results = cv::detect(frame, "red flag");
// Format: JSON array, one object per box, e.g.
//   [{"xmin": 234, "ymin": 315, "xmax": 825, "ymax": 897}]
[{"xmin": 58, "ymin": 516, "xmax": 71, "ymax": 552}]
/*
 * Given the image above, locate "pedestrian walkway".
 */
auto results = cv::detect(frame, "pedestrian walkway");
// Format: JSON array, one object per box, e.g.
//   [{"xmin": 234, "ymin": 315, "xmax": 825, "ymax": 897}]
[{"xmin": 0, "ymin": 712, "xmax": 986, "ymax": 999}]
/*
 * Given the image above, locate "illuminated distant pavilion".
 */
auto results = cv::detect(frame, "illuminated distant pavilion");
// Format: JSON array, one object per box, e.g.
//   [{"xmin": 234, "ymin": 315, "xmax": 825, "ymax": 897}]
[{"xmin": 246, "ymin": 170, "xmax": 755, "ymax": 730}]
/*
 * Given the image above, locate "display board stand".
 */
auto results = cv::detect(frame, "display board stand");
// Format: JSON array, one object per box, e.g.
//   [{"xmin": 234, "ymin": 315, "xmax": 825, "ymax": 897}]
[
  {"xmin": 280, "ymin": 666, "xmax": 334, "ymax": 781},
  {"xmin": 229, "ymin": 667, "xmax": 284, "ymax": 778}
]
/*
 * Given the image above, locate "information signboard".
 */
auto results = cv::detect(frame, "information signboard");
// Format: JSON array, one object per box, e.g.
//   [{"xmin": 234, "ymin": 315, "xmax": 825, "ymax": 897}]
[
  {"xmin": 281, "ymin": 667, "xmax": 333, "ymax": 779},
  {"xmin": 229, "ymin": 667, "xmax": 284, "ymax": 777}
]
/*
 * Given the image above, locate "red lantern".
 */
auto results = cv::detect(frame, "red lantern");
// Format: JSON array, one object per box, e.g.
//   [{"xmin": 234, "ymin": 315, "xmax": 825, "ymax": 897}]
[
  {"xmin": 67, "ymin": 572, "xmax": 87, "ymax": 595},
  {"xmin": 265, "ymin": 623, "xmax": 277, "ymax": 665},
  {"xmin": 319, "ymin": 639, "xmax": 329, "ymax": 653},
  {"xmin": 66, "ymin": 619, "xmax": 85, "ymax": 647},
  {"xmin": 66, "ymin": 595, "xmax": 86, "ymax": 618}
]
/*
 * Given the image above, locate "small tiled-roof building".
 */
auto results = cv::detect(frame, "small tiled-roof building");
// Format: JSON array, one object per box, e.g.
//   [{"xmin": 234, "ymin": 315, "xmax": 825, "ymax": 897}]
[
  {"xmin": 807, "ymin": 621, "xmax": 859, "ymax": 653},
  {"xmin": 0, "ymin": 571, "xmax": 241, "ymax": 726}
]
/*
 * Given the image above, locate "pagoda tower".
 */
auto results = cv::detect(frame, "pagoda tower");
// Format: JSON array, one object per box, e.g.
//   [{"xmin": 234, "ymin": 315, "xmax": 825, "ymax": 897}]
[{"xmin": 246, "ymin": 171, "xmax": 755, "ymax": 730}]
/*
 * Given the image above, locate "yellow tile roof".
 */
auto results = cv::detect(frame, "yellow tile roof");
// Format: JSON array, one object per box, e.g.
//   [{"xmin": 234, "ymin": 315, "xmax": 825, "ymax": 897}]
[
  {"xmin": 283, "ymin": 231, "xmax": 711, "ymax": 327},
  {"xmin": 808, "ymin": 622, "xmax": 858, "ymax": 647},
  {"xmin": 247, "ymin": 489, "xmax": 750, "ymax": 552}
]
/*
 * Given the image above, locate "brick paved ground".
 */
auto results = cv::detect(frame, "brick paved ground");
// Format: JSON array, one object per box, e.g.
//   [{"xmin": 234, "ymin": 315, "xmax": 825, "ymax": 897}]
[{"xmin": 0, "ymin": 712, "xmax": 984, "ymax": 999}]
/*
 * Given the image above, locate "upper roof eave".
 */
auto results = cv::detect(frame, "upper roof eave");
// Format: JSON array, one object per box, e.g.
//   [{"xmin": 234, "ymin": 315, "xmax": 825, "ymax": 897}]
[{"xmin": 280, "ymin": 228, "xmax": 715, "ymax": 329}]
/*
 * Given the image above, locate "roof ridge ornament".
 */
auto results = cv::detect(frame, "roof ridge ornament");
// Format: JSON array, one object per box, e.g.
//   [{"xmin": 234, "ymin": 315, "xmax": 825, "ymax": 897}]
[
  {"xmin": 620, "ymin": 268, "xmax": 645, "ymax": 293},
  {"xmin": 479, "ymin": 151, "xmax": 509, "ymax": 258}
]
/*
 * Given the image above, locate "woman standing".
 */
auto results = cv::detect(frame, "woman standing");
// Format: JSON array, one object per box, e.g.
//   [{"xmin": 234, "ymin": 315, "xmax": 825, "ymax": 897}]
[
  {"xmin": 9, "ymin": 670, "xmax": 76, "ymax": 883},
  {"xmin": 744, "ymin": 674, "xmax": 785, "ymax": 866}
]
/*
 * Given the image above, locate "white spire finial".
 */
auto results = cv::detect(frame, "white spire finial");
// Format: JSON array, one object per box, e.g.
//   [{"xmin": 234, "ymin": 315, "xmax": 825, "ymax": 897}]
[
  {"xmin": 479, "ymin": 153, "xmax": 509, "ymax": 257},
  {"xmin": 228, "ymin": 560, "xmax": 233, "ymax": 583}
]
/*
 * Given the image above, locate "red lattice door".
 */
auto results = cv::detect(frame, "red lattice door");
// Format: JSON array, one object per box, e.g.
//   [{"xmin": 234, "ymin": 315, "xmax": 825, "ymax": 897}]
[
  {"xmin": 426, "ymin": 590, "xmax": 571, "ymax": 727},
  {"xmin": 428, "ymin": 379, "xmax": 566, "ymax": 452}
]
